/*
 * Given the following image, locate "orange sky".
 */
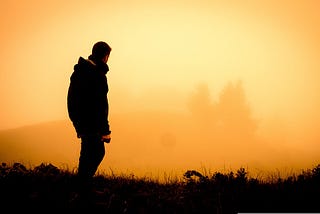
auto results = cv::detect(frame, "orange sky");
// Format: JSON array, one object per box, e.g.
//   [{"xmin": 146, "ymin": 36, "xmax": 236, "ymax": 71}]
[{"xmin": 0, "ymin": 0, "xmax": 320, "ymax": 176}]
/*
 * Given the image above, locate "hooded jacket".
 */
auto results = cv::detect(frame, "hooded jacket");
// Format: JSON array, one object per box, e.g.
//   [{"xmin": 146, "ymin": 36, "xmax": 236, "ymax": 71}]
[{"xmin": 67, "ymin": 56, "xmax": 111, "ymax": 137}]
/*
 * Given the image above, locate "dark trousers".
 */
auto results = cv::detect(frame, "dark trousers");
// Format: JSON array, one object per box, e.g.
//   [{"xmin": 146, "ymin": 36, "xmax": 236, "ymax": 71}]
[{"xmin": 77, "ymin": 134, "xmax": 105, "ymax": 190}]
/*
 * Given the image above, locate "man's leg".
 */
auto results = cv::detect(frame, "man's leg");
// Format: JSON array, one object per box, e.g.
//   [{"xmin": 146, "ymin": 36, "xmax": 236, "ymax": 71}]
[{"xmin": 78, "ymin": 135, "xmax": 105, "ymax": 195}]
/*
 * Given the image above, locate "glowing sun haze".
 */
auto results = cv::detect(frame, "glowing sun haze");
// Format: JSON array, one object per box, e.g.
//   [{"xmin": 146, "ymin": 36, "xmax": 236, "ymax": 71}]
[{"xmin": 0, "ymin": 0, "xmax": 319, "ymax": 176}]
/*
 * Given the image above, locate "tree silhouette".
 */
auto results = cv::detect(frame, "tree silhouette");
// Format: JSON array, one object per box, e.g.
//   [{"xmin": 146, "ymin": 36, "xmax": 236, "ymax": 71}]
[
  {"xmin": 187, "ymin": 81, "xmax": 257, "ymax": 146},
  {"xmin": 216, "ymin": 80, "xmax": 257, "ymax": 140}
]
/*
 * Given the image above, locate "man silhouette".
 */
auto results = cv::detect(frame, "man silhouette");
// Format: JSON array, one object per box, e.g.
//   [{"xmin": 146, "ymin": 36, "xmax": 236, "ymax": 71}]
[{"xmin": 67, "ymin": 41, "xmax": 112, "ymax": 199}]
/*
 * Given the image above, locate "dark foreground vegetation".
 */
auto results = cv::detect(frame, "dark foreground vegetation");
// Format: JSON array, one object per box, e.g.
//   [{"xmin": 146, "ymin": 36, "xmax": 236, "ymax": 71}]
[{"xmin": 1, "ymin": 162, "xmax": 320, "ymax": 213}]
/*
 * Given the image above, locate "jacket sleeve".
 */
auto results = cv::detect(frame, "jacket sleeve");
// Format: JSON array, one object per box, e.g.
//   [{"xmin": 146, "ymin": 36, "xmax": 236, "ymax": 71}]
[
  {"xmin": 95, "ymin": 76, "xmax": 111, "ymax": 135},
  {"xmin": 101, "ymin": 97, "xmax": 111, "ymax": 135},
  {"xmin": 67, "ymin": 76, "xmax": 81, "ymax": 134}
]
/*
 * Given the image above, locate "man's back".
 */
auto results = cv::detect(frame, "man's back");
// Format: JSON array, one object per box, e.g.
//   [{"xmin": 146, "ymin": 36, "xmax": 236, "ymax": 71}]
[{"xmin": 67, "ymin": 56, "xmax": 110, "ymax": 137}]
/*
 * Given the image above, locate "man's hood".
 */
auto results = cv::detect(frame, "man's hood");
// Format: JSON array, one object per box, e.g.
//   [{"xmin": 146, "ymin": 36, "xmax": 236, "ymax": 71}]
[
  {"xmin": 73, "ymin": 57, "xmax": 95, "ymax": 73},
  {"xmin": 71, "ymin": 56, "xmax": 109, "ymax": 82}
]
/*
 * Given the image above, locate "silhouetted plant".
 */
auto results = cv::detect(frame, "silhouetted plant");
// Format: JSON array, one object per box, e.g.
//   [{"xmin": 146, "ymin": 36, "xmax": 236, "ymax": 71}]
[
  {"xmin": 184, "ymin": 170, "xmax": 204, "ymax": 180},
  {"xmin": 33, "ymin": 163, "xmax": 60, "ymax": 176},
  {"xmin": 236, "ymin": 167, "xmax": 248, "ymax": 182},
  {"xmin": 312, "ymin": 164, "xmax": 320, "ymax": 179}
]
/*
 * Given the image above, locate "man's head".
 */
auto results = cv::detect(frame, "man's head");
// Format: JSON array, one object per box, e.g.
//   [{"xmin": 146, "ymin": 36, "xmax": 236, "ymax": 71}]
[{"xmin": 92, "ymin": 41, "xmax": 112, "ymax": 63}]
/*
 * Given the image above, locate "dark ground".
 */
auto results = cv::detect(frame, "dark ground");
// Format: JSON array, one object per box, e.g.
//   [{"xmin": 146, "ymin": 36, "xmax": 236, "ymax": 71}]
[{"xmin": 1, "ymin": 162, "xmax": 320, "ymax": 213}]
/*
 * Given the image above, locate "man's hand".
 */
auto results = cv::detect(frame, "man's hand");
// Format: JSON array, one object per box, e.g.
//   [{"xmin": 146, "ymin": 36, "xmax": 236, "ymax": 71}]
[{"xmin": 101, "ymin": 134, "xmax": 111, "ymax": 143}]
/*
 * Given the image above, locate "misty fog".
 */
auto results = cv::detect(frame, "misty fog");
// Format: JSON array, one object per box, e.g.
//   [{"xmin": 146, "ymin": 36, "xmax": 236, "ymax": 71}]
[{"xmin": 1, "ymin": 80, "xmax": 319, "ymax": 180}]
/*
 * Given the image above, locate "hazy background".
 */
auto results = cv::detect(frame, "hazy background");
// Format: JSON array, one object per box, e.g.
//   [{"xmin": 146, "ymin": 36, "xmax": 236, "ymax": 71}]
[{"xmin": 1, "ymin": 0, "xmax": 319, "ymax": 179}]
